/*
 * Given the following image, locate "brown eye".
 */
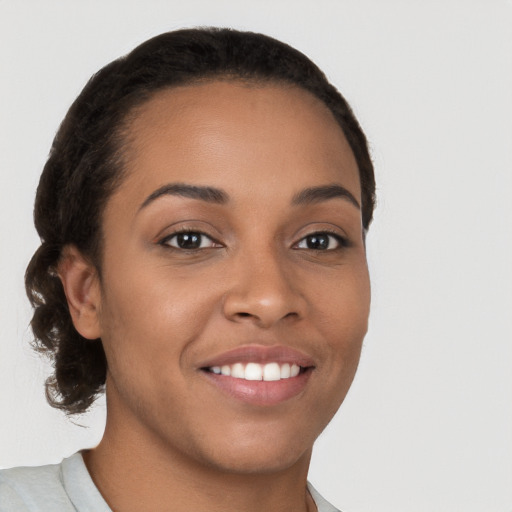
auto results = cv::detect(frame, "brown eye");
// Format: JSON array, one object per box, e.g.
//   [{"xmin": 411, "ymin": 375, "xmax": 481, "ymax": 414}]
[
  {"xmin": 295, "ymin": 233, "xmax": 344, "ymax": 251},
  {"xmin": 161, "ymin": 232, "xmax": 219, "ymax": 250}
]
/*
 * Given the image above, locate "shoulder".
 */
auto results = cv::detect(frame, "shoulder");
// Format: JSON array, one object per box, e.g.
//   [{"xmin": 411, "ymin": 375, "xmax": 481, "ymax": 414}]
[
  {"xmin": 0, "ymin": 460, "xmax": 73, "ymax": 511},
  {"xmin": 308, "ymin": 482, "xmax": 343, "ymax": 512},
  {"xmin": 0, "ymin": 453, "xmax": 109, "ymax": 512}
]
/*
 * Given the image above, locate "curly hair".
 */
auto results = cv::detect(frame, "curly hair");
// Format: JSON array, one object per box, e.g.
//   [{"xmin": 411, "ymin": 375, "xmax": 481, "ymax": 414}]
[{"xmin": 25, "ymin": 27, "xmax": 376, "ymax": 415}]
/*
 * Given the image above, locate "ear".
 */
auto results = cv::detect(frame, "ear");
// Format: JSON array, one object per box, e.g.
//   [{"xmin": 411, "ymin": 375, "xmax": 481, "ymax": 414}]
[{"xmin": 58, "ymin": 245, "xmax": 102, "ymax": 340}]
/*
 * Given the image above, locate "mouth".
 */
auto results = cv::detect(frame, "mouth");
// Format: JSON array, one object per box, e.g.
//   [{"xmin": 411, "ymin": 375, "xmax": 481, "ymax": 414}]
[
  {"xmin": 202, "ymin": 362, "xmax": 308, "ymax": 381},
  {"xmin": 198, "ymin": 345, "xmax": 315, "ymax": 406}
]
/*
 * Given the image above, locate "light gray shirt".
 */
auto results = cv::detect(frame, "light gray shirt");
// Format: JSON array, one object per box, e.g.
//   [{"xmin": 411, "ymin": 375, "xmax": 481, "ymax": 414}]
[{"xmin": 0, "ymin": 453, "xmax": 340, "ymax": 511}]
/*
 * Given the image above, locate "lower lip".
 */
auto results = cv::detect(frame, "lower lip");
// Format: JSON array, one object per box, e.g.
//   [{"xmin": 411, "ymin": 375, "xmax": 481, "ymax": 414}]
[{"xmin": 201, "ymin": 369, "xmax": 313, "ymax": 406}]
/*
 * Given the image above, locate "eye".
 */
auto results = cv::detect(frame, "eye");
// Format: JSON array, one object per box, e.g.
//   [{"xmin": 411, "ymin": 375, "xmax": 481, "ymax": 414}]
[
  {"xmin": 295, "ymin": 232, "xmax": 346, "ymax": 251},
  {"xmin": 160, "ymin": 231, "xmax": 220, "ymax": 250}
]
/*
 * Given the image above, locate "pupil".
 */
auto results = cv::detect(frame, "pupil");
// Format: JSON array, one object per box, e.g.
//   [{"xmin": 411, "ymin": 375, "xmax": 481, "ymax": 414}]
[
  {"xmin": 307, "ymin": 235, "xmax": 328, "ymax": 250},
  {"xmin": 178, "ymin": 233, "xmax": 201, "ymax": 248}
]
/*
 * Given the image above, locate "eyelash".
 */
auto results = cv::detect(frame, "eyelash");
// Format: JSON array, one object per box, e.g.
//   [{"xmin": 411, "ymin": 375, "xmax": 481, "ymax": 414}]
[
  {"xmin": 293, "ymin": 231, "xmax": 348, "ymax": 251},
  {"xmin": 158, "ymin": 229, "xmax": 348, "ymax": 252},
  {"xmin": 158, "ymin": 230, "xmax": 221, "ymax": 250}
]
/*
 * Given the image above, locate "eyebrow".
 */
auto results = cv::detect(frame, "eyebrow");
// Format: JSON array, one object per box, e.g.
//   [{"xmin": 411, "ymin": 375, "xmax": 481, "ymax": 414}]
[
  {"xmin": 139, "ymin": 183, "xmax": 229, "ymax": 210},
  {"xmin": 139, "ymin": 182, "xmax": 360, "ymax": 212},
  {"xmin": 291, "ymin": 184, "xmax": 360, "ymax": 209}
]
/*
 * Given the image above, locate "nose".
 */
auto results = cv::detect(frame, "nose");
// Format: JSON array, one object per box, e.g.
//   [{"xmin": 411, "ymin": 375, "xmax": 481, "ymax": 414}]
[{"xmin": 222, "ymin": 249, "xmax": 306, "ymax": 328}]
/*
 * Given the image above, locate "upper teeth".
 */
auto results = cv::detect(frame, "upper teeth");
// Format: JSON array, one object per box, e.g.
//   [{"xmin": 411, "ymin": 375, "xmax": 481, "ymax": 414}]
[{"xmin": 209, "ymin": 362, "xmax": 301, "ymax": 381}]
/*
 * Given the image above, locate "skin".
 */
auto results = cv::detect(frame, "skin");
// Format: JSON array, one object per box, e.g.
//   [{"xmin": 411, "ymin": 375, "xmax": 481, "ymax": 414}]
[{"xmin": 60, "ymin": 81, "xmax": 371, "ymax": 512}]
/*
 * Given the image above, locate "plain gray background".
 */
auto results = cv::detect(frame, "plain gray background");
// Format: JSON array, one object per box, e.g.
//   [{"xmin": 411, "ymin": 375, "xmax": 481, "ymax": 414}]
[{"xmin": 1, "ymin": 1, "xmax": 511, "ymax": 511}]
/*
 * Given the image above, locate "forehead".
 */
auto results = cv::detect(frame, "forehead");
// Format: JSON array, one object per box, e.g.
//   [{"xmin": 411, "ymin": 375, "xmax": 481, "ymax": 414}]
[{"xmin": 118, "ymin": 80, "xmax": 360, "ymax": 205}]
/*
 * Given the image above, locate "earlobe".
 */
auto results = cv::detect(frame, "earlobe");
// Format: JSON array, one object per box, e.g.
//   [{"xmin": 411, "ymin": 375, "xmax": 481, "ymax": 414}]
[{"xmin": 58, "ymin": 245, "xmax": 102, "ymax": 340}]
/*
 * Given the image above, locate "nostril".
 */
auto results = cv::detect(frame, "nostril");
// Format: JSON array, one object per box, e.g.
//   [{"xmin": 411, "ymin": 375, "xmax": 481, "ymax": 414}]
[{"xmin": 237, "ymin": 312, "xmax": 251, "ymax": 318}]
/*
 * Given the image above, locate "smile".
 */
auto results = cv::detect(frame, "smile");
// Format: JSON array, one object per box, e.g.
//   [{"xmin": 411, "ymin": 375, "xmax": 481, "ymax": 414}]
[
  {"xmin": 199, "ymin": 345, "xmax": 315, "ymax": 406},
  {"xmin": 206, "ymin": 362, "xmax": 303, "ymax": 381}
]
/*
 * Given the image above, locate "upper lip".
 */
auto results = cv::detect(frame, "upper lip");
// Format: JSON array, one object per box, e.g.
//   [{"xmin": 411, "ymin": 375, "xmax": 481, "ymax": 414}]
[{"xmin": 198, "ymin": 344, "xmax": 316, "ymax": 369}]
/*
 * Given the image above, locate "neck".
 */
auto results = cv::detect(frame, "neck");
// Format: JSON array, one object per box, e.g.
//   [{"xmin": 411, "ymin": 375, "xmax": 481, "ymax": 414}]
[{"xmin": 84, "ymin": 394, "xmax": 316, "ymax": 512}]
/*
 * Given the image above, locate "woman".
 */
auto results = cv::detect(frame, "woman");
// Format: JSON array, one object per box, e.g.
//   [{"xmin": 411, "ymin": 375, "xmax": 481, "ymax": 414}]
[{"xmin": 0, "ymin": 27, "xmax": 375, "ymax": 512}]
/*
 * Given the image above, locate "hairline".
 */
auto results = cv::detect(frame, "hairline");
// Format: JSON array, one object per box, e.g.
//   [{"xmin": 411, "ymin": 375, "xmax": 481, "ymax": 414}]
[{"xmin": 92, "ymin": 74, "xmax": 362, "ymax": 276}]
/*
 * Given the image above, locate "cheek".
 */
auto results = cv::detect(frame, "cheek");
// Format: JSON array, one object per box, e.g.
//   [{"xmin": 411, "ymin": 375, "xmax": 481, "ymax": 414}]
[
  {"xmin": 312, "ymin": 264, "xmax": 370, "ymax": 384},
  {"xmin": 97, "ymin": 265, "xmax": 220, "ymax": 369},
  {"xmin": 315, "ymin": 262, "xmax": 370, "ymax": 336}
]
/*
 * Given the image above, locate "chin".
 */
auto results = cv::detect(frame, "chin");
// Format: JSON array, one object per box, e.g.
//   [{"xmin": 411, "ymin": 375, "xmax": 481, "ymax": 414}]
[
  {"xmin": 202, "ymin": 445, "xmax": 312, "ymax": 476},
  {"xmin": 188, "ymin": 423, "xmax": 315, "ymax": 476}
]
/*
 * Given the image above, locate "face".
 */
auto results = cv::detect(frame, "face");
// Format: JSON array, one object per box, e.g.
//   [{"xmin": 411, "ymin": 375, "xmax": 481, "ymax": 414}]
[{"xmin": 93, "ymin": 81, "xmax": 370, "ymax": 474}]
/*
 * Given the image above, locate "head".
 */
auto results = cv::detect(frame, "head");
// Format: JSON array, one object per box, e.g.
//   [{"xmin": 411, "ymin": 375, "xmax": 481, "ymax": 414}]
[{"xmin": 26, "ymin": 28, "xmax": 375, "ymax": 465}]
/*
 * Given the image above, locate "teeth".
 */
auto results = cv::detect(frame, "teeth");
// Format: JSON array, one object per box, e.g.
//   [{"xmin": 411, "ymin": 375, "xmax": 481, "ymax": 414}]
[
  {"xmin": 263, "ymin": 362, "xmax": 281, "ymax": 381},
  {"xmin": 245, "ymin": 363, "xmax": 263, "ymax": 381},
  {"xmin": 231, "ymin": 363, "xmax": 245, "ymax": 379},
  {"xmin": 208, "ymin": 362, "xmax": 305, "ymax": 381}
]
